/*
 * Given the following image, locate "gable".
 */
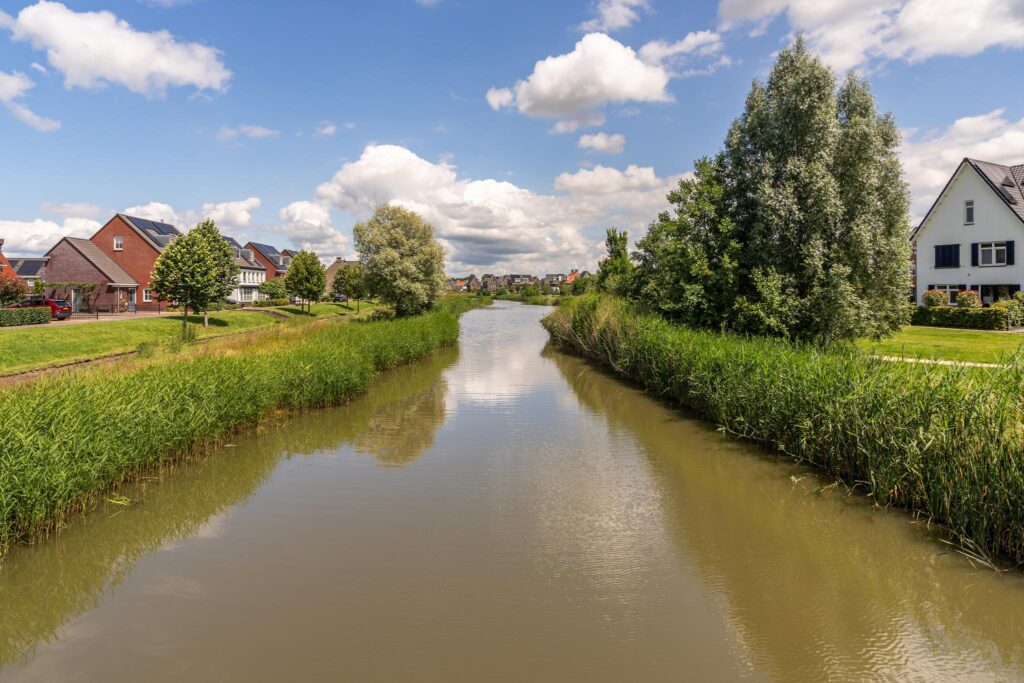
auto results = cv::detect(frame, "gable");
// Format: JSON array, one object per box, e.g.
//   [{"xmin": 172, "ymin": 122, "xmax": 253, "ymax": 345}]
[{"xmin": 913, "ymin": 161, "xmax": 1024, "ymax": 244}]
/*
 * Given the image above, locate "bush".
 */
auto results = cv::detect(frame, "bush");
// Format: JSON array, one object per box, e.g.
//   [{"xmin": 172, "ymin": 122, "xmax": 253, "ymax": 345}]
[
  {"xmin": 922, "ymin": 289, "xmax": 949, "ymax": 307},
  {"xmin": 0, "ymin": 307, "xmax": 51, "ymax": 327},
  {"xmin": 544, "ymin": 294, "xmax": 1024, "ymax": 565},
  {"xmin": 956, "ymin": 289, "xmax": 982, "ymax": 308},
  {"xmin": 911, "ymin": 306, "xmax": 1008, "ymax": 330},
  {"xmin": 253, "ymin": 297, "xmax": 290, "ymax": 308},
  {"xmin": 991, "ymin": 293, "xmax": 1024, "ymax": 328}
]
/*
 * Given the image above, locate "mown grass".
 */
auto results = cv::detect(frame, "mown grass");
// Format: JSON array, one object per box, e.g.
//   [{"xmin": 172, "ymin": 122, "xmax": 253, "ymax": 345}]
[
  {"xmin": 0, "ymin": 296, "xmax": 489, "ymax": 557},
  {"xmin": 544, "ymin": 294, "xmax": 1024, "ymax": 566},
  {"xmin": 861, "ymin": 325, "xmax": 1024, "ymax": 364}
]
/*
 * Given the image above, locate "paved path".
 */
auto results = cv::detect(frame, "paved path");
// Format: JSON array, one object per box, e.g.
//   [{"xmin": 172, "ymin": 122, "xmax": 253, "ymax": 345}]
[{"xmin": 875, "ymin": 355, "xmax": 1002, "ymax": 368}]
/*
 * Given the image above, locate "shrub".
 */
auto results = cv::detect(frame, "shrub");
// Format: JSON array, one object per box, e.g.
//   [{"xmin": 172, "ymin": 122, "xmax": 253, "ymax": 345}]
[
  {"xmin": 544, "ymin": 294, "xmax": 1024, "ymax": 565},
  {"xmin": 253, "ymin": 297, "xmax": 290, "ymax": 308},
  {"xmin": 0, "ymin": 307, "xmax": 51, "ymax": 327},
  {"xmin": 991, "ymin": 292, "xmax": 1024, "ymax": 328},
  {"xmin": 956, "ymin": 289, "xmax": 982, "ymax": 308},
  {"xmin": 911, "ymin": 306, "xmax": 1008, "ymax": 330},
  {"xmin": 922, "ymin": 289, "xmax": 949, "ymax": 307}
]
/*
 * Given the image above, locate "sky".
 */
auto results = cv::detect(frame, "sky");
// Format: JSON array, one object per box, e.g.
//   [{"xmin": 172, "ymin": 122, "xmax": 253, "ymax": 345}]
[{"xmin": 0, "ymin": 0, "xmax": 1023, "ymax": 274}]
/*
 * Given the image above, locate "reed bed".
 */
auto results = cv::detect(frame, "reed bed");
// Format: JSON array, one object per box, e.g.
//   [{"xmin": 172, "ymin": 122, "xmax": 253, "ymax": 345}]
[
  {"xmin": 543, "ymin": 294, "xmax": 1024, "ymax": 566},
  {"xmin": 0, "ymin": 297, "xmax": 488, "ymax": 556}
]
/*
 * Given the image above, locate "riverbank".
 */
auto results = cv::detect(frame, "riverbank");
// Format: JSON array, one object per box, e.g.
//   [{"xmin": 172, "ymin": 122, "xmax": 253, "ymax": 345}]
[
  {"xmin": 0, "ymin": 297, "xmax": 489, "ymax": 557},
  {"xmin": 494, "ymin": 293, "xmax": 560, "ymax": 306},
  {"xmin": 543, "ymin": 294, "xmax": 1024, "ymax": 566}
]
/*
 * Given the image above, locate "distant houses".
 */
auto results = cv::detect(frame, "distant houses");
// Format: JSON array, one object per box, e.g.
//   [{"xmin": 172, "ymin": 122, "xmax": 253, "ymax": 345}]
[
  {"xmin": 325, "ymin": 257, "xmax": 360, "ymax": 295},
  {"xmin": 223, "ymin": 236, "xmax": 266, "ymax": 304},
  {"xmin": 449, "ymin": 270, "xmax": 590, "ymax": 293},
  {"xmin": 247, "ymin": 242, "xmax": 292, "ymax": 282}
]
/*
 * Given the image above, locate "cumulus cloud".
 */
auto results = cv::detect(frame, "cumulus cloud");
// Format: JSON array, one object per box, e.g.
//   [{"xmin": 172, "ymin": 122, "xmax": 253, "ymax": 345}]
[
  {"xmin": 121, "ymin": 197, "xmax": 261, "ymax": 230},
  {"xmin": 486, "ymin": 33, "xmax": 671, "ymax": 134},
  {"xmin": 639, "ymin": 30, "xmax": 724, "ymax": 65},
  {"xmin": 578, "ymin": 132, "xmax": 626, "ymax": 154},
  {"xmin": 274, "ymin": 201, "xmax": 349, "ymax": 256},
  {"xmin": 900, "ymin": 108, "xmax": 1024, "ymax": 221},
  {"xmin": 0, "ymin": 217, "xmax": 99, "ymax": 255},
  {"xmin": 313, "ymin": 143, "xmax": 683, "ymax": 273},
  {"xmin": 1, "ymin": 1, "xmax": 231, "ymax": 96},
  {"xmin": 217, "ymin": 124, "xmax": 280, "ymax": 141},
  {"xmin": 0, "ymin": 69, "xmax": 59, "ymax": 131},
  {"xmin": 718, "ymin": 0, "xmax": 1024, "ymax": 72},
  {"xmin": 122, "ymin": 201, "xmax": 181, "ymax": 225},
  {"xmin": 580, "ymin": 0, "xmax": 649, "ymax": 32}
]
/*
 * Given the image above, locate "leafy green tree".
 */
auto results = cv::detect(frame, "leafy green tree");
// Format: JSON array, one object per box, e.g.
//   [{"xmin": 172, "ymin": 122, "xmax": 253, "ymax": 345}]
[
  {"xmin": 522, "ymin": 284, "xmax": 540, "ymax": 297},
  {"xmin": 332, "ymin": 262, "xmax": 368, "ymax": 312},
  {"xmin": 0, "ymin": 270, "xmax": 27, "ymax": 306},
  {"xmin": 284, "ymin": 251, "xmax": 327, "ymax": 314},
  {"xmin": 354, "ymin": 204, "xmax": 446, "ymax": 317},
  {"xmin": 190, "ymin": 220, "xmax": 239, "ymax": 324},
  {"xmin": 596, "ymin": 228, "xmax": 634, "ymax": 295},
  {"xmin": 258, "ymin": 278, "xmax": 287, "ymax": 299},
  {"xmin": 151, "ymin": 229, "xmax": 221, "ymax": 333},
  {"xmin": 31, "ymin": 279, "xmax": 45, "ymax": 296}
]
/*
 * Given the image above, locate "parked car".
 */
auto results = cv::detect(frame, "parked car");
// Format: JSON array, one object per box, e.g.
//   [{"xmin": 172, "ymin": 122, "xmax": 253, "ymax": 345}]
[
  {"xmin": 332, "ymin": 294, "xmax": 348, "ymax": 302},
  {"xmin": 10, "ymin": 297, "xmax": 73, "ymax": 320}
]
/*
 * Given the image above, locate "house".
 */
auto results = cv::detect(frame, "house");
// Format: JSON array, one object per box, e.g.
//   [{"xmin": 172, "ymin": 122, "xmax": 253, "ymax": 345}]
[
  {"xmin": 912, "ymin": 158, "xmax": 1024, "ymax": 305},
  {"xmin": 43, "ymin": 237, "xmax": 140, "ymax": 312},
  {"xmin": 507, "ymin": 274, "xmax": 533, "ymax": 290},
  {"xmin": 543, "ymin": 274, "xmax": 567, "ymax": 291},
  {"xmin": 89, "ymin": 214, "xmax": 182, "ymax": 311},
  {"xmin": 325, "ymin": 257, "xmax": 360, "ymax": 295},
  {"xmin": 9, "ymin": 257, "xmax": 48, "ymax": 287},
  {"xmin": 247, "ymin": 242, "xmax": 292, "ymax": 281},
  {"xmin": 495, "ymin": 274, "xmax": 511, "ymax": 290},
  {"xmin": 223, "ymin": 236, "xmax": 266, "ymax": 304},
  {"xmin": 463, "ymin": 274, "xmax": 481, "ymax": 291},
  {"xmin": 479, "ymin": 274, "xmax": 500, "ymax": 292}
]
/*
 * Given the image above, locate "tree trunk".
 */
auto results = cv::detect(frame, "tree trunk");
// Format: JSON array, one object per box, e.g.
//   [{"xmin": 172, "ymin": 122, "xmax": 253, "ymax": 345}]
[
  {"xmin": 357, "ymin": 298, "xmax": 360, "ymax": 313},
  {"xmin": 204, "ymin": 310, "xmax": 209, "ymax": 328},
  {"xmin": 182, "ymin": 306, "xmax": 188, "ymax": 333}
]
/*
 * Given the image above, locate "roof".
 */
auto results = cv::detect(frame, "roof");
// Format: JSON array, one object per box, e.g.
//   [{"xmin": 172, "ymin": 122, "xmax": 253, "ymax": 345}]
[
  {"xmin": 222, "ymin": 236, "xmax": 264, "ymax": 270},
  {"xmin": 247, "ymin": 242, "xmax": 290, "ymax": 271},
  {"xmin": 56, "ymin": 238, "xmax": 138, "ymax": 286},
  {"xmin": 9, "ymin": 257, "xmax": 48, "ymax": 277},
  {"xmin": 119, "ymin": 214, "xmax": 182, "ymax": 250},
  {"xmin": 913, "ymin": 158, "xmax": 1024, "ymax": 241}
]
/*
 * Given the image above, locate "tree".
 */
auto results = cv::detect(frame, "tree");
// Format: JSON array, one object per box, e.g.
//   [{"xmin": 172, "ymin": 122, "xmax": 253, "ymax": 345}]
[
  {"xmin": 258, "ymin": 278, "xmax": 287, "ymax": 299},
  {"xmin": 354, "ymin": 204, "xmax": 446, "ymax": 317},
  {"xmin": 0, "ymin": 270, "xmax": 27, "ymax": 306},
  {"xmin": 596, "ymin": 228, "xmax": 634, "ymax": 295},
  {"xmin": 332, "ymin": 262, "xmax": 368, "ymax": 312},
  {"xmin": 284, "ymin": 251, "xmax": 327, "ymax": 314},
  {"xmin": 190, "ymin": 220, "xmax": 239, "ymax": 326},
  {"xmin": 634, "ymin": 36, "xmax": 910, "ymax": 342},
  {"xmin": 150, "ymin": 229, "xmax": 222, "ymax": 333},
  {"xmin": 31, "ymin": 279, "xmax": 45, "ymax": 296}
]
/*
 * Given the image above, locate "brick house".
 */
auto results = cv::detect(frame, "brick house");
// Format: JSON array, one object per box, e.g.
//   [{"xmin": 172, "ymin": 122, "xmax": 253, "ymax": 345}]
[
  {"xmin": 89, "ymin": 214, "xmax": 181, "ymax": 311},
  {"xmin": 325, "ymin": 257, "xmax": 360, "ymax": 296},
  {"xmin": 44, "ymin": 237, "xmax": 139, "ymax": 312},
  {"xmin": 247, "ymin": 242, "xmax": 292, "ymax": 282}
]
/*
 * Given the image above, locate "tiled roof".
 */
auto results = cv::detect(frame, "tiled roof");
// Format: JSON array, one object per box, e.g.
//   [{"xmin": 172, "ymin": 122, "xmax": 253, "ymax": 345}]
[
  {"xmin": 60, "ymin": 238, "xmax": 138, "ymax": 286},
  {"xmin": 966, "ymin": 159, "xmax": 1024, "ymax": 224}
]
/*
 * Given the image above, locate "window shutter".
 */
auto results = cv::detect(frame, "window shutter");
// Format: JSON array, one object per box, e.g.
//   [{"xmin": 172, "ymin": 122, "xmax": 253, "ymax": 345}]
[
  {"xmin": 969, "ymin": 284, "xmax": 979, "ymax": 292},
  {"xmin": 1007, "ymin": 241, "xmax": 1015, "ymax": 265},
  {"xmin": 934, "ymin": 245, "xmax": 941, "ymax": 267},
  {"xmin": 1011, "ymin": 285, "xmax": 1021, "ymax": 295},
  {"xmin": 954, "ymin": 245, "xmax": 961, "ymax": 268},
  {"xmin": 971, "ymin": 243, "xmax": 979, "ymax": 267}
]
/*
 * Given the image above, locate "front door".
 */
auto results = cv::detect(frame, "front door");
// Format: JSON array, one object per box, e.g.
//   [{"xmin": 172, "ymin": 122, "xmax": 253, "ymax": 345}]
[{"xmin": 71, "ymin": 287, "xmax": 82, "ymax": 313}]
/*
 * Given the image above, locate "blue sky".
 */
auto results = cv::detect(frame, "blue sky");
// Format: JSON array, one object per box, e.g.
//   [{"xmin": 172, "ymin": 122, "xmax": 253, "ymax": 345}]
[{"xmin": 1, "ymin": 0, "xmax": 1023, "ymax": 273}]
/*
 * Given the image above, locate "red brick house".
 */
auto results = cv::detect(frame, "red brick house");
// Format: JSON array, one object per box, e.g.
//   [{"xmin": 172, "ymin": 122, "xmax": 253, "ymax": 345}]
[
  {"xmin": 89, "ymin": 214, "xmax": 181, "ymax": 311},
  {"xmin": 44, "ymin": 237, "xmax": 139, "ymax": 312},
  {"xmin": 246, "ymin": 242, "xmax": 291, "ymax": 281}
]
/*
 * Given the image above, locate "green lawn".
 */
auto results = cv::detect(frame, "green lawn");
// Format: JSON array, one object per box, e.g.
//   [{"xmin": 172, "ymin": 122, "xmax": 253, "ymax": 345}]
[
  {"xmin": 862, "ymin": 325, "xmax": 1024, "ymax": 364},
  {"xmin": 275, "ymin": 302, "xmax": 375, "ymax": 318},
  {"xmin": 0, "ymin": 311, "xmax": 277, "ymax": 375}
]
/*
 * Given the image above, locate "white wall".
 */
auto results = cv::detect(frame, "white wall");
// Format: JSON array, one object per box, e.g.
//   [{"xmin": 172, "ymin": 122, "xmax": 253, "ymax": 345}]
[{"xmin": 913, "ymin": 163, "xmax": 1024, "ymax": 303}]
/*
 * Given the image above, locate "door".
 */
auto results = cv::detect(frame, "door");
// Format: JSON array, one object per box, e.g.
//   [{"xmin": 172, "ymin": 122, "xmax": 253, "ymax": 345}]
[{"xmin": 71, "ymin": 287, "xmax": 82, "ymax": 313}]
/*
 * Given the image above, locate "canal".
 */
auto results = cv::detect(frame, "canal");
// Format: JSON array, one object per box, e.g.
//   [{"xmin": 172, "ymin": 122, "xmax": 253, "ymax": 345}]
[{"xmin": 1, "ymin": 301, "xmax": 1024, "ymax": 681}]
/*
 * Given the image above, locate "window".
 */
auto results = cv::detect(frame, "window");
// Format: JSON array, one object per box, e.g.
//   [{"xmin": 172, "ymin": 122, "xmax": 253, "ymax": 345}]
[
  {"xmin": 143, "ymin": 289, "xmax": 152, "ymax": 303},
  {"xmin": 979, "ymin": 241, "xmax": 1007, "ymax": 266},
  {"xmin": 965, "ymin": 200, "xmax": 975, "ymax": 225},
  {"xmin": 114, "ymin": 236, "xmax": 124, "ymax": 251},
  {"xmin": 934, "ymin": 244, "xmax": 961, "ymax": 268},
  {"xmin": 931, "ymin": 284, "xmax": 963, "ymax": 305}
]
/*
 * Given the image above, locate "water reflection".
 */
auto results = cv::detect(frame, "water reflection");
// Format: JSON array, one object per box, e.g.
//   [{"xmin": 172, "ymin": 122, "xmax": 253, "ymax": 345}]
[
  {"xmin": 547, "ymin": 345, "xmax": 1024, "ymax": 681},
  {"xmin": 0, "ymin": 346, "xmax": 456, "ymax": 667}
]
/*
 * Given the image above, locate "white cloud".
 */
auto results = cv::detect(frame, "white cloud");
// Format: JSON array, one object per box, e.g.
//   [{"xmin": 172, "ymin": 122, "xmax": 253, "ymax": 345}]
[
  {"xmin": 29, "ymin": 62, "xmax": 46, "ymax": 74},
  {"xmin": 0, "ymin": 217, "xmax": 99, "ymax": 255},
  {"xmin": 217, "ymin": 124, "xmax": 280, "ymax": 141},
  {"xmin": 580, "ymin": 0, "xmax": 649, "ymax": 32},
  {"xmin": 122, "ymin": 201, "xmax": 181, "ymax": 225},
  {"xmin": 40, "ymin": 202, "xmax": 106, "ymax": 218},
  {"xmin": 900, "ymin": 108, "xmax": 1024, "ymax": 221},
  {"xmin": 313, "ymin": 143, "xmax": 682, "ymax": 273},
  {"xmin": 578, "ymin": 132, "xmax": 626, "ymax": 154},
  {"xmin": 275, "ymin": 201, "xmax": 349, "ymax": 256},
  {"xmin": 486, "ymin": 33, "xmax": 671, "ymax": 134},
  {"xmin": 2, "ymin": 1, "xmax": 230, "ymax": 96},
  {"xmin": 200, "ymin": 197, "xmax": 261, "ymax": 229},
  {"xmin": 718, "ymin": 0, "xmax": 1024, "ymax": 72},
  {"xmin": 639, "ymin": 30, "xmax": 724, "ymax": 65},
  {"xmin": 0, "ymin": 69, "xmax": 59, "ymax": 131},
  {"xmin": 315, "ymin": 121, "xmax": 337, "ymax": 136}
]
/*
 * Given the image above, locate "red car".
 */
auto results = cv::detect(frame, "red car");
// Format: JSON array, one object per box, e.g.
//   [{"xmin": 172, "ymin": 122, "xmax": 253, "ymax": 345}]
[{"xmin": 10, "ymin": 297, "xmax": 73, "ymax": 320}]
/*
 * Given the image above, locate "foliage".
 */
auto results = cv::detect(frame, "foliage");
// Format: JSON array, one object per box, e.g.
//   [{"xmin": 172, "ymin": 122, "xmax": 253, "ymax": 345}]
[
  {"xmin": 521, "ymin": 284, "xmax": 540, "ymax": 297},
  {"xmin": 545, "ymin": 294, "xmax": 1024, "ymax": 566},
  {"xmin": 955, "ymin": 289, "xmax": 982, "ymax": 308},
  {"xmin": 258, "ymin": 278, "xmax": 288, "ymax": 299},
  {"xmin": 596, "ymin": 228, "xmax": 634, "ymax": 296},
  {"xmin": 565, "ymin": 276, "xmax": 594, "ymax": 296},
  {"xmin": 150, "ymin": 225, "xmax": 225, "ymax": 331},
  {"xmin": 31, "ymin": 279, "xmax": 45, "ymax": 296},
  {"xmin": 990, "ymin": 292, "xmax": 1024, "ymax": 328},
  {"xmin": 0, "ymin": 307, "xmax": 50, "ymax": 327},
  {"xmin": 633, "ymin": 37, "xmax": 911, "ymax": 342},
  {"xmin": 284, "ymin": 251, "xmax": 327, "ymax": 314},
  {"xmin": 0, "ymin": 270, "xmax": 27, "ymax": 306},
  {"xmin": 354, "ymin": 204, "xmax": 447, "ymax": 317},
  {"xmin": 192, "ymin": 220, "xmax": 240, "ymax": 306},
  {"xmin": 922, "ymin": 289, "xmax": 949, "ymax": 307},
  {"xmin": 332, "ymin": 262, "xmax": 369, "ymax": 312},
  {"xmin": 911, "ymin": 306, "xmax": 1008, "ymax": 330},
  {"xmin": 253, "ymin": 297, "xmax": 290, "ymax": 308}
]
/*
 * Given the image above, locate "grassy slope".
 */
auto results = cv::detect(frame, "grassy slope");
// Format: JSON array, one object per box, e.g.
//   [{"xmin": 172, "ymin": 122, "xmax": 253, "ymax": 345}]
[{"xmin": 862, "ymin": 326, "xmax": 1024, "ymax": 364}]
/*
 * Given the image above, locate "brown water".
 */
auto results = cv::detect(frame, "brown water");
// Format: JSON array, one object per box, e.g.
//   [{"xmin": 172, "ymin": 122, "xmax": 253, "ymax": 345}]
[{"xmin": 2, "ymin": 301, "xmax": 1024, "ymax": 682}]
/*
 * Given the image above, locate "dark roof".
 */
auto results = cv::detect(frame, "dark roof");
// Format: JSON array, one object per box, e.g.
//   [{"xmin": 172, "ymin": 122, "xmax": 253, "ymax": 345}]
[
  {"xmin": 56, "ymin": 238, "xmax": 138, "ymax": 286},
  {"xmin": 9, "ymin": 257, "xmax": 48, "ymax": 277},
  {"xmin": 117, "ymin": 214, "xmax": 182, "ymax": 250},
  {"xmin": 222, "ymin": 236, "xmax": 263, "ymax": 270}
]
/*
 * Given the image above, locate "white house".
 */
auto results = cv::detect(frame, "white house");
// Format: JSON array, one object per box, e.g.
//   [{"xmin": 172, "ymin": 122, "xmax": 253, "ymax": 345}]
[
  {"xmin": 912, "ymin": 158, "xmax": 1024, "ymax": 305},
  {"xmin": 223, "ymin": 236, "xmax": 266, "ymax": 304}
]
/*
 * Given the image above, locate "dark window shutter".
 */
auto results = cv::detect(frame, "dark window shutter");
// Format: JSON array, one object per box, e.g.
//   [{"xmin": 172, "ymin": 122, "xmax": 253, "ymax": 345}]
[
  {"xmin": 954, "ymin": 245, "xmax": 961, "ymax": 268},
  {"xmin": 1007, "ymin": 241, "xmax": 1015, "ymax": 265},
  {"xmin": 1011, "ymin": 285, "xmax": 1021, "ymax": 295},
  {"xmin": 971, "ymin": 243, "xmax": 979, "ymax": 267},
  {"xmin": 934, "ymin": 245, "xmax": 940, "ymax": 267},
  {"xmin": 969, "ymin": 284, "xmax": 979, "ymax": 292}
]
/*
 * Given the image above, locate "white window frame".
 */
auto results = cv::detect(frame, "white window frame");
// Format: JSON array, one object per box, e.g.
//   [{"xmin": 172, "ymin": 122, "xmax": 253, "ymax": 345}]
[
  {"xmin": 965, "ymin": 200, "xmax": 975, "ymax": 225},
  {"xmin": 933, "ymin": 284, "xmax": 962, "ymax": 305},
  {"xmin": 979, "ymin": 241, "xmax": 1007, "ymax": 267},
  {"xmin": 143, "ymin": 288, "xmax": 153, "ymax": 303},
  {"xmin": 114, "ymin": 236, "xmax": 124, "ymax": 251}
]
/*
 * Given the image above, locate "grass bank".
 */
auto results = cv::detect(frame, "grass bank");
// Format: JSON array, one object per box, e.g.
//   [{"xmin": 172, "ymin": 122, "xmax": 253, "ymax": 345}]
[
  {"xmin": 861, "ymin": 325, "xmax": 1024, "ymax": 364},
  {"xmin": 495, "ymin": 293, "xmax": 561, "ymax": 306},
  {"xmin": 0, "ymin": 296, "xmax": 488, "ymax": 557},
  {"xmin": 544, "ymin": 294, "xmax": 1024, "ymax": 566}
]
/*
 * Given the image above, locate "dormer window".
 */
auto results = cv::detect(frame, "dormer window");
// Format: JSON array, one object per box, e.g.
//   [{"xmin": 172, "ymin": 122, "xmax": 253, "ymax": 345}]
[
  {"xmin": 965, "ymin": 200, "xmax": 975, "ymax": 225},
  {"xmin": 114, "ymin": 236, "xmax": 124, "ymax": 251}
]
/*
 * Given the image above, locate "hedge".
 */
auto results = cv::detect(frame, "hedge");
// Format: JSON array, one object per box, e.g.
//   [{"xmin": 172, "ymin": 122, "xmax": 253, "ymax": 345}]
[
  {"xmin": 253, "ymin": 298, "xmax": 290, "ymax": 308},
  {"xmin": 911, "ymin": 306, "xmax": 1008, "ymax": 330},
  {"xmin": 0, "ymin": 308, "xmax": 51, "ymax": 327}
]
